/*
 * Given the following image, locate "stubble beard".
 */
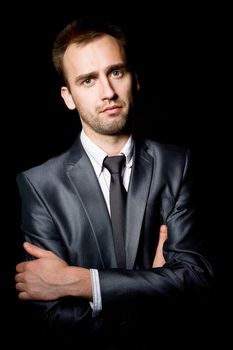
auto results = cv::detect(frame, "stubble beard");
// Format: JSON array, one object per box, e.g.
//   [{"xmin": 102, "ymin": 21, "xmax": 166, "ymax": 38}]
[{"xmin": 79, "ymin": 104, "xmax": 132, "ymax": 136}]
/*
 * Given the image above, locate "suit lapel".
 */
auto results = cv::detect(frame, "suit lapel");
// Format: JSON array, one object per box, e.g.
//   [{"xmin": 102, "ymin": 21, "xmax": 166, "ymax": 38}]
[
  {"xmin": 64, "ymin": 136, "xmax": 154, "ymax": 269},
  {"xmin": 66, "ymin": 137, "xmax": 117, "ymax": 268},
  {"xmin": 126, "ymin": 141, "xmax": 153, "ymax": 268}
]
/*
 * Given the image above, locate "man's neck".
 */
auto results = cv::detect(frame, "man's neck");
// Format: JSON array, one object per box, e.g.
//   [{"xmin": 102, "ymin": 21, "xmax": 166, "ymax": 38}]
[{"xmin": 82, "ymin": 128, "xmax": 131, "ymax": 156}]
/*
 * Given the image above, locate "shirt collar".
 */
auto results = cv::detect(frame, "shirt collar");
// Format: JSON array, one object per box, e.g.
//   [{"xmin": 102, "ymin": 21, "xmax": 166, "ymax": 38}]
[{"xmin": 80, "ymin": 129, "xmax": 134, "ymax": 177}]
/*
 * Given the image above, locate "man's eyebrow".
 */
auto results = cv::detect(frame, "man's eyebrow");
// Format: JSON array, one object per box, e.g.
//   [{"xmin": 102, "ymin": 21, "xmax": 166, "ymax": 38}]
[
  {"xmin": 105, "ymin": 63, "xmax": 128, "ymax": 74},
  {"xmin": 74, "ymin": 72, "xmax": 97, "ymax": 84}
]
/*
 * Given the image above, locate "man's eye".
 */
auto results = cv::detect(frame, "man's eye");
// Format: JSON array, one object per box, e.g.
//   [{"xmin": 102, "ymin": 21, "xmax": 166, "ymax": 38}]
[
  {"xmin": 83, "ymin": 79, "xmax": 92, "ymax": 85},
  {"xmin": 111, "ymin": 70, "xmax": 123, "ymax": 78}
]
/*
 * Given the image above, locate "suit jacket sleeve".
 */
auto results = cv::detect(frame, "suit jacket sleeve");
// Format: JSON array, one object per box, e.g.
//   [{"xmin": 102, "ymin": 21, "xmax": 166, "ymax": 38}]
[{"xmin": 16, "ymin": 173, "xmax": 103, "ymax": 337}]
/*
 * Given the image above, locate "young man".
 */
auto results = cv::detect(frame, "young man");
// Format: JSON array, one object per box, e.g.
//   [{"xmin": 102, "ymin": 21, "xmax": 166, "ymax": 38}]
[{"xmin": 15, "ymin": 18, "xmax": 212, "ymax": 348}]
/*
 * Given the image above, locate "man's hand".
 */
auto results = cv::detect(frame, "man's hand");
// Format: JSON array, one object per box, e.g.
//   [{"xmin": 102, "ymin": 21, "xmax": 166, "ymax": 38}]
[
  {"xmin": 152, "ymin": 224, "xmax": 168, "ymax": 267},
  {"xmin": 15, "ymin": 242, "xmax": 92, "ymax": 301}
]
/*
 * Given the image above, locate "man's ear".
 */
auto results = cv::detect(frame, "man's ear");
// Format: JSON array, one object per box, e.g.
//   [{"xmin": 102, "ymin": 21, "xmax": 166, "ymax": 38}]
[{"xmin": 61, "ymin": 87, "xmax": 76, "ymax": 110}]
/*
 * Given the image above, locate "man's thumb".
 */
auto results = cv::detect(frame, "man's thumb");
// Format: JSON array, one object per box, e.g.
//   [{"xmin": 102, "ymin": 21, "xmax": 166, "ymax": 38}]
[{"xmin": 23, "ymin": 242, "xmax": 49, "ymax": 258}]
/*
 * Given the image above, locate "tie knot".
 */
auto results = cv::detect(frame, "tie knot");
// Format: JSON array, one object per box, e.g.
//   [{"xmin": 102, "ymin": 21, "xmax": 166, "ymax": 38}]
[{"xmin": 103, "ymin": 155, "xmax": 126, "ymax": 174}]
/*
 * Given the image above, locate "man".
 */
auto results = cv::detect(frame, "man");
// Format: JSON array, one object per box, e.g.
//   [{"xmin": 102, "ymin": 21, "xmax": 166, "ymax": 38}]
[{"xmin": 15, "ymin": 18, "xmax": 212, "ymax": 348}]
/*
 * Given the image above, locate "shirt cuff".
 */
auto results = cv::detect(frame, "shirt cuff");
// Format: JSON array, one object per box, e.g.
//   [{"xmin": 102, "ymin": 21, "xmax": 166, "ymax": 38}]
[{"xmin": 90, "ymin": 269, "xmax": 102, "ymax": 317}]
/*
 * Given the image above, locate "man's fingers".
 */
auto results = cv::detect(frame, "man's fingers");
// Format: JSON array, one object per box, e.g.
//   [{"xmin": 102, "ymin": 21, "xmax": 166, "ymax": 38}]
[
  {"xmin": 15, "ymin": 282, "xmax": 24, "ymax": 292},
  {"xmin": 159, "ymin": 224, "xmax": 168, "ymax": 241},
  {"xmin": 16, "ymin": 262, "xmax": 27, "ymax": 273},
  {"xmin": 18, "ymin": 292, "xmax": 30, "ymax": 300},
  {"xmin": 15, "ymin": 272, "xmax": 23, "ymax": 282},
  {"xmin": 152, "ymin": 224, "xmax": 168, "ymax": 268}
]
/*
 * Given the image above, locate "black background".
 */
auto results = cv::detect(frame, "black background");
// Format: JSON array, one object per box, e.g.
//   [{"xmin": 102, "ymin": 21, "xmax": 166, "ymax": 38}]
[{"xmin": 2, "ymin": 2, "xmax": 230, "ymax": 345}]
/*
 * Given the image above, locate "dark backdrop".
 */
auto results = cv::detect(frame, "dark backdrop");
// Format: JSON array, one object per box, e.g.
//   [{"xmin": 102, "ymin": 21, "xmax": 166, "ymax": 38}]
[{"xmin": 2, "ymin": 3, "xmax": 229, "ymax": 345}]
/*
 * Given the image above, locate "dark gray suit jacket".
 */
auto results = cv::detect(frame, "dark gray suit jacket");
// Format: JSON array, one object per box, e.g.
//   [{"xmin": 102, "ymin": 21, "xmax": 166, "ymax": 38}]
[{"xmin": 16, "ymin": 134, "xmax": 213, "ymax": 342}]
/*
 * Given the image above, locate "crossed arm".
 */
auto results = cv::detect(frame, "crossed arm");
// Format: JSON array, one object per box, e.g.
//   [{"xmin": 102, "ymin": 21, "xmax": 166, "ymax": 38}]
[{"xmin": 15, "ymin": 225, "xmax": 168, "ymax": 301}]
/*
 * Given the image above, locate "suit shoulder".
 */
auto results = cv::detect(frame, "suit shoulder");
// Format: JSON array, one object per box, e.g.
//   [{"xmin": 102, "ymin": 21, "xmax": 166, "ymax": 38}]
[
  {"xmin": 16, "ymin": 151, "xmax": 68, "ymax": 187},
  {"xmin": 143, "ymin": 138, "xmax": 189, "ymax": 160},
  {"xmin": 16, "ymin": 134, "xmax": 83, "ymax": 190},
  {"xmin": 140, "ymin": 138, "xmax": 193, "ymax": 185}
]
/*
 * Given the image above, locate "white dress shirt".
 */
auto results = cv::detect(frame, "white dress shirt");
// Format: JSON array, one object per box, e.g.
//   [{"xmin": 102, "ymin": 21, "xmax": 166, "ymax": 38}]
[{"xmin": 80, "ymin": 130, "xmax": 134, "ymax": 316}]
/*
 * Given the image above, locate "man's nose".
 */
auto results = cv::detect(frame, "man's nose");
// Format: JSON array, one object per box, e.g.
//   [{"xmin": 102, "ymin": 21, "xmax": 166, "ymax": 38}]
[{"xmin": 100, "ymin": 78, "xmax": 116, "ymax": 100}]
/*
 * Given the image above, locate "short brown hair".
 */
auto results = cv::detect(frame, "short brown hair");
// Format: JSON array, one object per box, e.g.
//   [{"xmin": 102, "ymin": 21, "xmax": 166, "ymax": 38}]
[{"xmin": 52, "ymin": 18, "xmax": 129, "ymax": 86}]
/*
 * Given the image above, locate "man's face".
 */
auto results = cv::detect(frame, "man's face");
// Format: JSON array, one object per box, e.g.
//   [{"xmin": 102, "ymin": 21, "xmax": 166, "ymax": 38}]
[{"xmin": 61, "ymin": 35, "xmax": 137, "ymax": 136}]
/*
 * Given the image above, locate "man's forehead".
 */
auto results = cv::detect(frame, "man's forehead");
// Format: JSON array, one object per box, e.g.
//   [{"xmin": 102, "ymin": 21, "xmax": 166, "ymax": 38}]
[{"xmin": 63, "ymin": 35, "xmax": 126, "ymax": 73}]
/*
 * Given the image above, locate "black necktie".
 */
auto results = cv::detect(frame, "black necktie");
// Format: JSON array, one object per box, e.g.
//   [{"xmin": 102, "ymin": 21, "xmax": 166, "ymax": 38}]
[{"xmin": 103, "ymin": 155, "xmax": 127, "ymax": 268}]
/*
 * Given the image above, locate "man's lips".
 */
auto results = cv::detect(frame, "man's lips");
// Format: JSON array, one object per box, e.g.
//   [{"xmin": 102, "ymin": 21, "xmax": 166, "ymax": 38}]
[{"xmin": 101, "ymin": 105, "xmax": 122, "ymax": 113}]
